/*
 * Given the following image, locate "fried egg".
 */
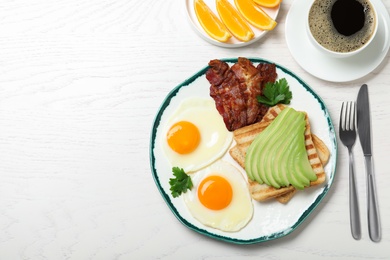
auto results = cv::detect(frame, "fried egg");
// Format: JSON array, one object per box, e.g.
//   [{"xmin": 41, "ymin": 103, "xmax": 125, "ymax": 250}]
[
  {"xmin": 162, "ymin": 98, "xmax": 233, "ymax": 172},
  {"xmin": 183, "ymin": 160, "xmax": 253, "ymax": 232}
]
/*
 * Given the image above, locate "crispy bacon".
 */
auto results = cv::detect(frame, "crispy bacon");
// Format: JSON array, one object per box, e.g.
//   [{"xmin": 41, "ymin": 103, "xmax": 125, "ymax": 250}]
[
  {"xmin": 206, "ymin": 59, "xmax": 247, "ymax": 131},
  {"xmin": 257, "ymin": 63, "xmax": 277, "ymax": 87},
  {"xmin": 231, "ymin": 57, "xmax": 264, "ymax": 124},
  {"xmin": 256, "ymin": 62, "xmax": 277, "ymax": 121},
  {"xmin": 206, "ymin": 58, "xmax": 277, "ymax": 131}
]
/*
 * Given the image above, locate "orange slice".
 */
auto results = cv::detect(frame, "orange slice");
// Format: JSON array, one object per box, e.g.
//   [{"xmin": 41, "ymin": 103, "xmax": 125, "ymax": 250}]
[
  {"xmin": 253, "ymin": 0, "xmax": 282, "ymax": 8},
  {"xmin": 216, "ymin": 0, "xmax": 254, "ymax": 42},
  {"xmin": 234, "ymin": 0, "xmax": 277, "ymax": 30},
  {"xmin": 194, "ymin": 0, "xmax": 231, "ymax": 42}
]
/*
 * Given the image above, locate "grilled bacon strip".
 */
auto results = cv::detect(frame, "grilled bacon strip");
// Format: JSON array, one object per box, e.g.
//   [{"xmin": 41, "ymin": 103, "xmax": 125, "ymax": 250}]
[
  {"xmin": 206, "ymin": 58, "xmax": 276, "ymax": 131},
  {"xmin": 206, "ymin": 59, "xmax": 247, "ymax": 131}
]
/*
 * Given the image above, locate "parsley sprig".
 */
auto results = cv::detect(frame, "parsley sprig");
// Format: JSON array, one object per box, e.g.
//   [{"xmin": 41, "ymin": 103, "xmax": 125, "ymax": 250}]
[
  {"xmin": 257, "ymin": 78, "xmax": 292, "ymax": 106},
  {"xmin": 169, "ymin": 167, "xmax": 193, "ymax": 198}
]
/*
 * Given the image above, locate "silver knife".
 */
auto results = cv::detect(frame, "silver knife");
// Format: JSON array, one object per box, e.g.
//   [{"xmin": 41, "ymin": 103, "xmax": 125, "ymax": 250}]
[{"xmin": 356, "ymin": 84, "xmax": 381, "ymax": 242}]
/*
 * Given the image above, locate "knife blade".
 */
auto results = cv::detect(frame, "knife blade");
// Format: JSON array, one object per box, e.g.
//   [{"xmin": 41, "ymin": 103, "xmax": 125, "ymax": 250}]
[
  {"xmin": 356, "ymin": 84, "xmax": 381, "ymax": 242},
  {"xmin": 357, "ymin": 85, "xmax": 372, "ymax": 156}
]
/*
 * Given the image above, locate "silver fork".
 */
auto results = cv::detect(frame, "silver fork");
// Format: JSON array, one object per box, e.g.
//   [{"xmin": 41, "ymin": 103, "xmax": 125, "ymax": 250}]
[{"xmin": 339, "ymin": 101, "xmax": 361, "ymax": 240}]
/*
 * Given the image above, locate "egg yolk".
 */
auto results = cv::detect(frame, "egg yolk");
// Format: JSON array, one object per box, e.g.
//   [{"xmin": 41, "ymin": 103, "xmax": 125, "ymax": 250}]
[
  {"xmin": 198, "ymin": 175, "xmax": 233, "ymax": 210},
  {"xmin": 167, "ymin": 121, "xmax": 200, "ymax": 154}
]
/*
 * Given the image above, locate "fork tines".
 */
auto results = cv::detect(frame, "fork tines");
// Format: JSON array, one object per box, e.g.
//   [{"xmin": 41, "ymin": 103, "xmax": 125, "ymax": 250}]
[{"xmin": 340, "ymin": 101, "xmax": 356, "ymax": 131}]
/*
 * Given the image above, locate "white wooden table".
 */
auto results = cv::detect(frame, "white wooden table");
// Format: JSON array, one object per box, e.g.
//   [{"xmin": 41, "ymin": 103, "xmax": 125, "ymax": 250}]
[{"xmin": 0, "ymin": 0, "xmax": 389, "ymax": 259}]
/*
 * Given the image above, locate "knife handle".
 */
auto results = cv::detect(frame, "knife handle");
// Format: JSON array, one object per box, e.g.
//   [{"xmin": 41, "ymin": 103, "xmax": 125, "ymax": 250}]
[{"xmin": 364, "ymin": 156, "xmax": 381, "ymax": 242}]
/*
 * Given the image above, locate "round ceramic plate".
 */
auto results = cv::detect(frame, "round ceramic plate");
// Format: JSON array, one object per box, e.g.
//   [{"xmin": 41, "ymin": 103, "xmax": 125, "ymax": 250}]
[
  {"xmin": 150, "ymin": 58, "xmax": 337, "ymax": 244},
  {"xmin": 285, "ymin": 0, "xmax": 390, "ymax": 82},
  {"xmin": 185, "ymin": 0, "xmax": 280, "ymax": 48}
]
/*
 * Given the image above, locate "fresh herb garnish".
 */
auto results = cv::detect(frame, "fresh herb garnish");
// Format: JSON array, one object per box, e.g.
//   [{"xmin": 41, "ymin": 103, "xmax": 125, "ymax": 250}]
[
  {"xmin": 169, "ymin": 167, "xmax": 193, "ymax": 198},
  {"xmin": 257, "ymin": 78, "xmax": 292, "ymax": 106}
]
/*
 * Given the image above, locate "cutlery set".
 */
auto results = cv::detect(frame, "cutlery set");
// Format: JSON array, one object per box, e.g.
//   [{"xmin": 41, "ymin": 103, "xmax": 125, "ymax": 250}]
[{"xmin": 339, "ymin": 84, "xmax": 381, "ymax": 242}]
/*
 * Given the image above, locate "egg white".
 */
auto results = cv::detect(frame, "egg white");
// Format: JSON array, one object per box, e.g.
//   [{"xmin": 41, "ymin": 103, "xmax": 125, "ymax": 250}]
[
  {"xmin": 183, "ymin": 160, "xmax": 254, "ymax": 232},
  {"xmin": 162, "ymin": 98, "xmax": 233, "ymax": 173}
]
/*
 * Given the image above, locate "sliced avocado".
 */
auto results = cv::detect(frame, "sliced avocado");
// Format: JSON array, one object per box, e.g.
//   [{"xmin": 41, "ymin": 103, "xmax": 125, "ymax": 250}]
[
  {"xmin": 273, "ymin": 117, "xmax": 303, "ymax": 187},
  {"xmin": 291, "ymin": 116, "xmax": 317, "ymax": 187},
  {"xmin": 262, "ymin": 110, "xmax": 299, "ymax": 188},
  {"xmin": 288, "ymin": 148, "xmax": 310, "ymax": 189},
  {"xmin": 296, "ymin": 147, "xmax": 318, "ymax": 183},
  {"xmin": 249, "ymin": 140, "xmax": 264, "ymax": 184},
  {"xmin": 273, "ymin": 141, "xmax": 289, "ymax": 186},
  {"xmin": 245, "ymin": 155, "xmax": 255, "ymax": 182},
  {"xmin": 286, "ymin": 118, "xmax": 309, "ymax": 189},
  {"xmin": 245, "ymin": 107, "xmax": 292, "ymax": 184},
  {"xmin": 245, "ymin": 107, "xmax": 317, "ymax": 190},
  {"xmin": 278, "ymin": 133, "xmax": 296, "ymax": 187},
  {"xmin": 293, "ymin": 150, "xmax": 314, "ymax": 186},
  {"xmin": 270, "ymin": 110, "xmax": 304, "ymax": 187},
  {"xmin": 245, "ymin": 107, "xmax": 291, "ymax": 183}
]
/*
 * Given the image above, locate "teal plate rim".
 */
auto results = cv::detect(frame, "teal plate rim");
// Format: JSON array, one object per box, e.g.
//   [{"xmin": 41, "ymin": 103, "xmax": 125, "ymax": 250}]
[{"xmin": 149, "ymin": 57, "xmax": 338, "ymax": 244}]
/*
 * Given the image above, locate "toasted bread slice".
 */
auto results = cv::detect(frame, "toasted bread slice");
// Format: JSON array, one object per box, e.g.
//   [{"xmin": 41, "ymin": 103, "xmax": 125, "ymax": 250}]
[
  {"xmin": 230, "ymin": 104, "xmax": 328, "ymax": 202},
  {"xmin": 229, "ymin": 145, "xmax": 246, "ymax": 169},
  {"xmin": 275, "ymin": 189, "xmax": 297, "ymax": 204},
  {"xmin": 312, "ymin": 134, "xmax": 330, "ymax": 166}
]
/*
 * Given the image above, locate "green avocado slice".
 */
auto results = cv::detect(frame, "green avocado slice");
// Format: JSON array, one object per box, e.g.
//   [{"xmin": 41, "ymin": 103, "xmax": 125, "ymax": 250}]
[{"xmin": 287, "ymin": 129, "xmax": 310, "ymax": 189}]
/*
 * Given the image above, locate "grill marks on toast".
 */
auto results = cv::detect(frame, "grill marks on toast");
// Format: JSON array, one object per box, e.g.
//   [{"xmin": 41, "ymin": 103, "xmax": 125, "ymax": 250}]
[
  {"xmin": 229, "ymin": 104, "xmax": 328, "ymax": 203},
  {"xmin": 312, "ymin": 134, "xmax": 330, "ymax": 166}
]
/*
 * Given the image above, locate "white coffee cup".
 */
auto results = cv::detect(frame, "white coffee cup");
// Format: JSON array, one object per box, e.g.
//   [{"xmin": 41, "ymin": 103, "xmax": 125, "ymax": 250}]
[{"xmin": 307, "ymin": 0, "xmax": 378, "ymax": 58}]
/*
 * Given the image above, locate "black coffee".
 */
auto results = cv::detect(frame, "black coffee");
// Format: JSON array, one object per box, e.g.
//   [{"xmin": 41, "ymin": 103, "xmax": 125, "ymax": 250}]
[
  {"xmin": 331, "ymin": 0, "xmax": 365, "ymax": 36},
  {"xmin": 309, "ymin": 0, "xmax": 376, "ymax": 53}
]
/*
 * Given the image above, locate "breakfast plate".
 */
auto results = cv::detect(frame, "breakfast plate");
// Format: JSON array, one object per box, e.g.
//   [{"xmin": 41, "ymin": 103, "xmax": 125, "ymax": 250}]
[
  {"xmin": 285, "ymin": 0, "xmax": 390, "ymax": 83},
  {"xmin": 185, "ymin": 0, "xmax": 280, "ymax": 48},
  {"xmin": 150, "ymin": 58, "xmax": 337, "ymax": 244}
]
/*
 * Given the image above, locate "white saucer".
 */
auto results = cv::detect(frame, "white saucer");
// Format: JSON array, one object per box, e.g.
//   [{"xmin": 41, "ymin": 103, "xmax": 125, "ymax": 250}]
[
  {"xmin": 185, "ymin": 0, "xmax": 280, "ymax": 48},
  {"xmin": 285, "ymin": 0, "xmax": 390, "ymax": 82}
]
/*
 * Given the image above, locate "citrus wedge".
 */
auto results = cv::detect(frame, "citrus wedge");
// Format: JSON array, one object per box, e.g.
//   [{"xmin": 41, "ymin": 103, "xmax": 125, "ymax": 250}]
[
  {"xmin": 194, "ymin": 0, "xmax": 231, "ymax": 42},
  {"xmin": 216, "ymin": 0, "xmax": 254, "ymax": 42},
  {"xmin": 253, "ymin": 0, "xmax": 282, "ymax": 8},
  {"xmin": 234, "ymin": 0, "xmax": 277, "ymax": 30}
]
